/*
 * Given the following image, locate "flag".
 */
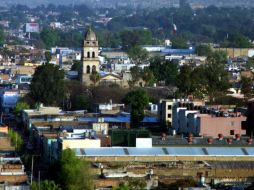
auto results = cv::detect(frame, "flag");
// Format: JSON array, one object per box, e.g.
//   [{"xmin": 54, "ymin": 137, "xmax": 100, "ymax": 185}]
[{"xmin": 173, "ymin": 24, "xmax": 177, "ymax": 33}]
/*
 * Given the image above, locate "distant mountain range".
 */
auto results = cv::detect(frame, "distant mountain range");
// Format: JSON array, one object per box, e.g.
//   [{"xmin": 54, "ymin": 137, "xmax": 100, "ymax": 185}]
[{"xmin": 1, "ymin": 0, "xmax": 254, "ymax": 8}]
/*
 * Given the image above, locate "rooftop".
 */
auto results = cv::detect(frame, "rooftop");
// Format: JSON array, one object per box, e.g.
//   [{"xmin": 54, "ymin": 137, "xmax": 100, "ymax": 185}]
[
  {"xmin": 75, "ymin": 146, "xmax": 254, "ymax": 157},
  {"xmin": 153, "ymin": 136, "xmax": 254, "ymax": 146}
]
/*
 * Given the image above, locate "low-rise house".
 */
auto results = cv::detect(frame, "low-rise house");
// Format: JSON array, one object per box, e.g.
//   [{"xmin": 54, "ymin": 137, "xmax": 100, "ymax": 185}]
[
  {"xmin": 99, "ymin": 72, "xmax": 125, "ymax": 87},
  {"xmin": 0, "ymin": 157, "xmax": 28, "ymax": 186},
  {"xmin": 159, "ymin": 99, "xmax": 246, "ymax": 137},
  {"xmin": 197, "ymin": 114, "xmax": 246, "ymax": 137},
  {"xmin": 0, "ymin": 90, "xmax": 19, "ymax": 113},
  {"xmin": 94, "ymin": 102, "xmax": 124, "ymax": 114},
  {"xmin": 159, "ymin": 99, "xmax": 204, "ymax": 128}
]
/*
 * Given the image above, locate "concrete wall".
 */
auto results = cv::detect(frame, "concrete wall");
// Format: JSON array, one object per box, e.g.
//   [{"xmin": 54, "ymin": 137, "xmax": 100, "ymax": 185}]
[
  {"xmin": 81, "ymin": 155, "xmax": 254, "ymax": 162},
  {"xmin": 213, "ymin": 48, "xmax": 254, "ymax": 58},
  {"xmin": 0, "ymin": 175, "xmax": 27, "ymax": 184},
  {"xmin": 178, "ymin": 110, "xmax": 198, "ymax": 134},
  {"xmin": 198, "ymin": 115, "xmax": 246, "ymax": 137},
  {"xmin": 187, "ymin": 113, "xmax": 199, "ymax": 135},
  {"xmin": 61, "ymin": 139, "xmax": 101, "ymax": 149},
  {"xmin": 172, "ymin": 107, "xmax": 186, "ymax": 132},
  {"xmin": 159, "ymin": 100, "xmax": 175, "ymax": 127},
  {"xmin": 0, "ymin": 137, "xmax": 14, "ymax": 151}
]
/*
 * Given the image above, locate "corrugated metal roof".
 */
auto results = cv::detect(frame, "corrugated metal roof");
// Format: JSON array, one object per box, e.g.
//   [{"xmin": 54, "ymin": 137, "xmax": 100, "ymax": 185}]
[
  {"xmin": 162, "ymin": 48, "xmax": 195, "ymax": 54},
  {"xmin": 78, "ymin": 115, "xmax": 158, "ymax": 123},
  {"xmin": 206, "ymin": 147, "xmax": 246, "ymax": 156},
  {"xmin": 245, "ymin": 148, "xmax": 254, "ymax": 155},
  {"xmin": 77, "ymin": 148, "xmax": 126, "ymax": 156},
  {"xmin": 166, "ymin": 147, "xmax": 205, "ymax": 156},
  {"xmin": 127, "ymin": 147, "xmax": 165, "ymax": 156},
  {"xmin": 74, "ymin": 147, "xmax": 254, "ymax": 157}
]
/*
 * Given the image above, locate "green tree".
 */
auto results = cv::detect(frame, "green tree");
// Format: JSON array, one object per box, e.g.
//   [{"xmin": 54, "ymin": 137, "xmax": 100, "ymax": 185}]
[
  {"xmin": 96, "ymin": 30, "xmax": 120, "ymax": 48},
  {"xmin": 58, "ymin": 30, "xmax": 83, "ymax": 47},
  {"xmin": 208, "ymin": 50, "xmax": 227, "ymax": 64},
  {"xmin": 90, "ymin": 71, "xmax": 101, "ymax": 87},
  {"xmin": 56, "ymin": 149, "xmax": 94, "ymax": 190},
  {"xmin": 32, "ymin": 180, "xmax": 61, "ymax": 190},
  {"xmin": 203, "ymin": 61, "xmax": 229, "ymax": 100},
  {"xmin": 128, "ymin": 45, "xmax": 149, "ymax": 64},
  {"xmin": 128, "ymin": 180, "xmax": 146, "ymax": 190},
  {"xmin": 228, "ymin": 33, "xmax": 253, "ymax": 48},
  {"xmin": 70, "ymin": 94, "xmax": 90, "ymax": 110},
  {"xmin": 0, "ymin": 28, "xmax": 5, "ymax": 45},
  {"xmin": 165, "ymin": 179, "xmax": 196, "ymax": 190},
  {"xmin": 14, "ymin": 101, "xmax": 30, "ymax": 116},
  {"xmin": 191, "ymin": 66, "xmax": 208, "ymax": 99},
  {"xmin": 177, "ymin": 65, "xmax": 193, "ymax": 95},
  {"xmin": 71, "ymin": 60, "xmax": 82, "ymax": 72},
  {"xmin": 241, "ymin": 76, "xmax": 253, "ymax": 97},
  {"xmin": 123, "ymin": 89, "xmax": 149, "ymax": 128},
  {"xmin": 246, "ymin": 56, "xmax": 254, "ymax": 70},
  {"xmin": 195, "ymin": 44, "xmax": 213, "ymax": 56},
  {"xmin": 171, "ymin": 36, "xmax": 188, "ymax": 49},
  {"xmin": 149, "ymin": 57, "xmax": 178, "ymax": 85},
  {"xmin": 30, "ymin": 64, "xmax": 65, "ymax": 106},
  {"xmin": 40, "ymin": 28, "xmax": 59, "ymax": 49},
  {"xmin": 198, "ymin": 51, "xmax": 229, "ymax": 100},
  {"xmin": 45, "ymin": 51, "xmax": 52, "ymax": 64},
  {"xmin": 113, "ymin": 181, "xmax": 146, "ymax": 190},
  {"xmin": 142, "ymin": 67, "xmax": 156, "ymax": 86},
  {"xmin": 161, "ymin": 61, "xmax": 179, "ymax": 85},
  {"xmin": 120, "ymin": 29, "xmax": 154, "ymax": 50},
  {"xmin": 149, "ymin": 56, "xmax": 162, "ymax": 81},
  {"xmin": 113, "ymin": 183, "xmax": 132, "ymax": 190},
  {"xmin": 128, "ymin": 66, "xmax": 142, "ymax": 88},
  {"xmin": 8, "ymin": 128, "xmax": 23, "ymax": 151},
  {"xmin": 71, "ymin": 60, "xmax": 82, "ymax": 77},
  {"xmin": 176, "ymin": 56, "xmax": 229, "ymax": 100}
]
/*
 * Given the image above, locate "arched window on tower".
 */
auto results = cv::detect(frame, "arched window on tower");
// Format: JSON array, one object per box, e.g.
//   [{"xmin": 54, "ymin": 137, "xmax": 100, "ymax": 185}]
[
  {"xmin": 92, "ymin": 52, "xmax": 95, "ymax": 58},
  {"xmin": 87, "ymin": 65, "xmax": 91, "ymax": 74},
  {"xmin": 87, "ymin": 52, "xmax": 90, "ymax": 58},
  {"xmin": 92, "ymin": 65, "xmax": 96, "ymax": 73}
]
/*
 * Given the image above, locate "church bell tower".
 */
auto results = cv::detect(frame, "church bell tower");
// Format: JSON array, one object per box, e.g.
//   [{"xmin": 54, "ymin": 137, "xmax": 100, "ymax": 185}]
[{"xmin": 81, "ymin": 27, "xmax": 100, "ymax": 85}]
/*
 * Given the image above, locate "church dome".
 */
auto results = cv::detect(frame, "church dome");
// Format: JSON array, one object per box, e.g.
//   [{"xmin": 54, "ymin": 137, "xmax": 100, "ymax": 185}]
[{"xmin": 85, "ymin": 27, "xmax": 96, "ymax": 41}]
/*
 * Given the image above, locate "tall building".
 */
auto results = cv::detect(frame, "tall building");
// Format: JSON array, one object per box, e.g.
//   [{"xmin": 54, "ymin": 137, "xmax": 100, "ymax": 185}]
[{"xmin": 81, "ymin": 27, "xmax": 100, "ymax": 85}]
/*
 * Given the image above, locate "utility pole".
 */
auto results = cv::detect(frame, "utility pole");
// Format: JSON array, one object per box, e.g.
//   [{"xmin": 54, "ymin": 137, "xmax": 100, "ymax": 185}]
[
  {"xmin": 31, "ymin": 154, "xmax": 40, "ymax": 185},
  {"xmin": 31, "ymin": 155, "xmax": 34, "ymax": 185},
  {"xmin": 15, "ymin": 132, "xmax": 17, "ymax": 150},
  {"xmin": 38, "ymin": 170, "xmax": 41, "ymax": 190}
]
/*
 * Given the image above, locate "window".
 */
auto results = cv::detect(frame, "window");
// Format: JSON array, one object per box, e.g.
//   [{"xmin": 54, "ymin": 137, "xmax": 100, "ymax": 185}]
[
  {"xmin": 230, "ymin": 130, "xmax": 235, "ymax": 135},
  {"xmin": 168, "ymin": 105, "xmax": 172, "ymax": 110},
  {"xmin": 230, "ymin": 121, "xmax": 235, "ymax": 127},
  {"xmin": 87, "ymin": 52, "xmax": 90, "ymax": 58},
  {"xmin": 92, "ymin": 52, "xmax": 95, "ymax": 58},
  {"xmin": 168, "ymin": 114, "xmax": 171, "ymax": 118},
  {"xmin": 86, "ymin": 65, "xmax": 90, "ymax": 74}
]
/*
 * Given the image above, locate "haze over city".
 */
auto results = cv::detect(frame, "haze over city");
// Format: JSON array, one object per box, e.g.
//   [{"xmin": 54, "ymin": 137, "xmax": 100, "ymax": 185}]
[{"xmin": 0, "ymin": 0, "xmax": 254, "ymax": 8}]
